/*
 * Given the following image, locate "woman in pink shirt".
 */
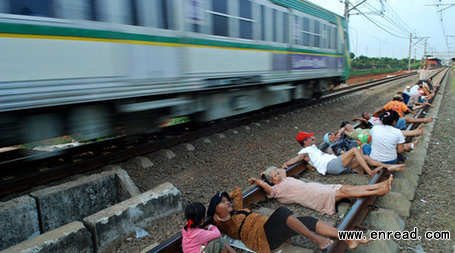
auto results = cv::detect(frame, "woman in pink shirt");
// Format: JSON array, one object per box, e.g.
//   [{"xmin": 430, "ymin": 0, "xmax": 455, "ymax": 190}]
[
  {"xmin": 249, "ymin": 167, "xmax": 393, "ymax": 215},
  {"xmin": 181, "ymin": 202, "xmax": 235, "ymax": 253}
]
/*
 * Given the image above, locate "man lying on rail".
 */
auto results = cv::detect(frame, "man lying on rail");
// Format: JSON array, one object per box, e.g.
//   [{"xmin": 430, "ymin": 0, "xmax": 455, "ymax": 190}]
[
  {"xmin": 248, "ymin": 166, "xmax": 393, "ymax": 216},
  {"xmin": 207, "ymin": 188, "xmax": 369, "ymax": 253},
  {"xmin": 282, "ymin": 131, "xmax": 405, "ymax": 176}
]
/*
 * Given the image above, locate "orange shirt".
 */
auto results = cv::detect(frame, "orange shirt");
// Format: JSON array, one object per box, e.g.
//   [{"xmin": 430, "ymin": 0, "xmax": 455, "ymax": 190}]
[{"xmin": 383, "ymin": 100, "xmax": 409, "ymax": 117}]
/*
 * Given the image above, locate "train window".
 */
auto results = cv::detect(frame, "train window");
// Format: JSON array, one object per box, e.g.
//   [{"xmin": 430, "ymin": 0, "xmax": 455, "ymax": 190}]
[
  {"xmin": 186, "ymin": 0, "xmax": 205, "ymax": 33},
  {"xmin": 272, "ymin": 9, "xmax": 276, "ymax": 42},
  {"xmin": 322, "ymin": 24, "xmax": 328, "ymax": 48},
  {"xmin": 260, "ymin": 5, "xmax": 266, "ymax": 40},
  {"xmin": 54, "ymin": 0, "xmax": 90, "ymax": 20},
  {"xmin": 331, "ymin": 27, "xmax": 337, "ymax": 49},
  {"xmin": 238, "ymin": 0, "xmax": 253, "ymax": 39},
  {"xmin": 313, "ymin": 21, "xmax": 321, "ymax": 47},
  {"xmin": 293, "ymin": 16, "xmax": 301, "ymax": 44},
  {"xmin": 283, "ymin": 13, "xmax": 289, "ymax": 43},
  {"xmin": 7, "ymin": 0, "xmax": 54, "ymax": 17},
  {"xmin": 0, "ymin": 1, "xmax": 8, "ymax": 12},
  {"xmin": 157, "ymin": 0, "xmax": 171, "ymax": 29},
  {"xmin": 90, "ymin": 0, "xmax": 132, "ymax": 25},
  {"xmin": 302, "ymin": 17, "xmax": 310, "ymax": 46},
  {"xmin": 137, "ymin": 0, "xmax": 175, "ymax": 29},
  {"xmin": 211, "ymin": 0, "xmax": 228, "ymax": 36}
]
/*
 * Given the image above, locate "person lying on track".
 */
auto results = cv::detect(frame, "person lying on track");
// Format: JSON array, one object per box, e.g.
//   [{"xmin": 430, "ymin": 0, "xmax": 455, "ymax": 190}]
[
  {"xmin": 282, "ymin": 131, "xmax": 405, "ymax": 176},
  {"xmin": 368, "ymin": 110, "xmax": 421, "ymax": 164},
  {"xmin": 207, "ymin": 188, "xmax": 369, "ymax": 253},
  {"xmin": 354, "ymin": 108, "xmax": 432, "ymax": 130},
  {"xmin": 382, "ymin": 95, "xmax": 433, "ymax": 130},
  {"xmin": 339, "ymin": 121, "xmax": 421, "ymax": 156},
  {"xmin": 248, "ymin": 166, "xmax": 393, "ymax": 216}
]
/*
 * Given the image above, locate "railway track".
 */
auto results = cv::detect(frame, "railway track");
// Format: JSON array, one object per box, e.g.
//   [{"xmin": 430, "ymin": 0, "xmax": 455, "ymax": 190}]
[
  {"xmin": 0, "ymin": 71, "xmax": 422, "ymax": 200},
  {"xmin": 146, "ymin": 68, "xmax": 449, "ymax": 253}
]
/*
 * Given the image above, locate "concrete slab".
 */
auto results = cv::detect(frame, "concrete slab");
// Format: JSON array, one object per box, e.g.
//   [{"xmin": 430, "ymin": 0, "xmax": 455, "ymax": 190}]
[
  {"xmin": 365, "ymin": 208, "xmax": 405, "ymax": 231},
  {"xmin": 0, "ymin": 196, "xmax": 40, "ymax": 250},
  {"xmin": 125, "ymin": 157, "xmax": 154, "ymax": 170},
  {"xmin": 391, "ymin": 177, "xmax": 416, "ymax": 200},
  {"xmin": 114, "ymin": 168, "xmax": 141, "ymax": 199},
  {"xmin": 30, "ymin": 169, "xmax": 137, "ymax": 232},
  {"xmin": 0, "ymin": 222, "xmax": 93, "ymax": 253},
  {"xmin": 395, "ymin": 169, "xmax": 419, "ymax": 188},
  {"xmin": 377, "ymin": 192, "xmax": 411, "ymax": 217},
  {"xmin": 83, "ymin": 182, "xmax": 182, "ymax": 253}
]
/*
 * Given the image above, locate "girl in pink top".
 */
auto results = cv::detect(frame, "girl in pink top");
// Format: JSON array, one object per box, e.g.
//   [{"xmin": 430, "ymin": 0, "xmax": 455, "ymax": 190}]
[{"xmin": 181, "ymin": 202, "xmax": 235, "ymax": 253}]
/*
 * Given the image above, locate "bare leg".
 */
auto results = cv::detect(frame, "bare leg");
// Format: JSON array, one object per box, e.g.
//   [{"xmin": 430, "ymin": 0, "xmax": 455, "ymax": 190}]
[
  {"xmin": 286, "ymin": 216, "xmax": 332, "ymax": 249},
  {"xmin": 314, "ymin": 220, "xmax": 369, "ymax": 249},
  {"xmin": 405, "ymin": 117, "xmax": 432, "ymax": 124},
  {"xmin": 402, "ymin": 125, "xmax": 424, "ymax": 137},
  {"xmin": 362, "ymin": 155, "xmax": 406, "ymax": 172},
  {"xmin": 335, "ymin": 175, "xmax": 393, "ymax": 201},
  {"xmin": 340, "ymin": 148, "xmax": 374, "ymax": 175}
]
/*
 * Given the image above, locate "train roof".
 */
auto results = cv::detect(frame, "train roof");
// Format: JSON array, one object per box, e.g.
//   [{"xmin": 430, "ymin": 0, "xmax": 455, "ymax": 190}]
[{"xmin": 271, "ymin": 0, "xmax": 346, "ymax": 25}]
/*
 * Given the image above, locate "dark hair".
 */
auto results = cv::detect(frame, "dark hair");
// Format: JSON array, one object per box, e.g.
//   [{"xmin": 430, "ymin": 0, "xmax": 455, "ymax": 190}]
[
  {"xmin": 379, "ymin": 110, "xmax": 399, "ymax": 126},
  {"xmin": 207, "ymin": 192, "xmax": 231, "ymax": 222},
  {"xmin": 361, "ymin": 112, "xmax": 369, "ymax": 118},
  {"xmin": 184, "ymin": 202, "xmax": 206, "ymax": 230},
  {"xmin": 340, "ymin": 121, "xmax": 351, "ymax": 128}
]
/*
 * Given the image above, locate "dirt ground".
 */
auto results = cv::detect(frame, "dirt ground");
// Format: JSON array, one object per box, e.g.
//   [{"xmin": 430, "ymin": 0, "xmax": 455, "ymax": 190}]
[{"xmin": 347, "ymin": 70, "xmax": 410, "ymax": 85}]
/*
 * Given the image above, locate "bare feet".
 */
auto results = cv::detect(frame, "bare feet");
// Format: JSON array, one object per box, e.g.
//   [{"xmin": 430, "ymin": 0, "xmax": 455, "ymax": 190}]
[
  {"xmin": 372, "ymin": 166, "xmax": 384, "ymax": 175},
  {"xmin": 345, "ymin": 238, "xmax": 370, "ymax": 249},
  {"xmin": 416, "ymin": 124, "xmax": 424, "ymax": 135},
  {"xmin": 385, "ymin": 164, "xmax": 406, "ymax": 172},
  {"xmin": 377, "ymin": 175, "xmax": 393, "ymax": 195},
  {"xmin": 422, "ymin": 117, "xmax": 433, "ymax": 123},
  {"xmin": 387, "ymin": 174, "xmax": 394, "ymax": 191}
]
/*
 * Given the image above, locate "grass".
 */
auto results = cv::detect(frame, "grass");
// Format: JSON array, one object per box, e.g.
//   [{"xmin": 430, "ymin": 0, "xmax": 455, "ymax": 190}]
[{"xmin": 350, "ymin": 68, "xmax": 404, "ymax": 77}]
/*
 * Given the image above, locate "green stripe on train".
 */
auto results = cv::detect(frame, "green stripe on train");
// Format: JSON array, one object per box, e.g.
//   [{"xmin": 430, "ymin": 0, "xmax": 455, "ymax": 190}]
[{"xmin": 0, "ymin": 22, "xmax": 343, "ymax": 57}]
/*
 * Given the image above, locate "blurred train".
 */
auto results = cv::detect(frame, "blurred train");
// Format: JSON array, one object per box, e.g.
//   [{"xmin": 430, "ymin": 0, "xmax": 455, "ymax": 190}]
[
  {"xmin": 0, "ymin": 0, "xmax": 350, "ymax": 147},
  {"xmin": 424, "ymin": 57, "xmax": 441, "ymax": 69}
]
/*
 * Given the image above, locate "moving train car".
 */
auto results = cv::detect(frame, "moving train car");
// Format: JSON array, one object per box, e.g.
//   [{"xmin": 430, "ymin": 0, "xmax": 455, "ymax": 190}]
[{"xmin": 0, "ymin": 0, "xmax": 350, "ymax": 147}]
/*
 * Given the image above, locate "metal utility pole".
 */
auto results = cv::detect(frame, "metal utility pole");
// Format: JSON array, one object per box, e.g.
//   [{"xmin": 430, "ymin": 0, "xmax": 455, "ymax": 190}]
[
  {"xmin": 424, "ymin": 39, "xmax": 427, "ymax": 57},
  {"xmin": 408, "ymin": 33, "xmax": 412, "ymax": 71},
  {"xmin": 344, "ymin": 0, "xmax": 350, "ymax": 22}
]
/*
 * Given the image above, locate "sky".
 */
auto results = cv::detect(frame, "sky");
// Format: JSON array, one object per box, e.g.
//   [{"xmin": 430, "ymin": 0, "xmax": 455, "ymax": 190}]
[{"xmin": 307, "ymin": 0, "xmax": 455, "ymax": 61}]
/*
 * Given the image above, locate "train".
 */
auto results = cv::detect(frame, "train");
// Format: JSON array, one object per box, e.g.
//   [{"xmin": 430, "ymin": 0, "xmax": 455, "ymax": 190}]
[{"xmin": 0, "ymin": 0, "xmax": 350, "ymax": 147}]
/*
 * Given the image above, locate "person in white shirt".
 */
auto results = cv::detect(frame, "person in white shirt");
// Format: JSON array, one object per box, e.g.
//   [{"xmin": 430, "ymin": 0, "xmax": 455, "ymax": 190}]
[
  {"xmin": 370, "ymin": 110, "xmax": 418, "ymax": 164},
  {"xmin": 282, "ymin": 131, "xmax": 405, "ymax": 176}
]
